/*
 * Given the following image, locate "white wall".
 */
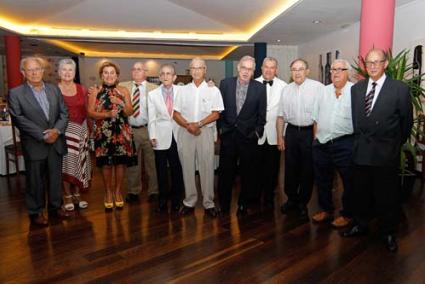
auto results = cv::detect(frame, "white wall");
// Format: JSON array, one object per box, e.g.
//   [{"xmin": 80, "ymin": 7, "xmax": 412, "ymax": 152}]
[
  {"xmin": 298, "ymin": 0, "xmax": 425, "ymax": 82},
  {"xmin": 78, "ymin": 57, "xmax": 227, "ymax": 87},
  {"xmin": 267, "ymin": 45, "xmax": 298, "ymax": 82}
]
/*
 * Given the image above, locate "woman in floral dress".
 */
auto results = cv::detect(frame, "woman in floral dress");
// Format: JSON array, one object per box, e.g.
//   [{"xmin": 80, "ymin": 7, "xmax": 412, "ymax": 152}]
[{"xmin": 87, "ymin": 61, "xmax": 136, "ymax": 209}]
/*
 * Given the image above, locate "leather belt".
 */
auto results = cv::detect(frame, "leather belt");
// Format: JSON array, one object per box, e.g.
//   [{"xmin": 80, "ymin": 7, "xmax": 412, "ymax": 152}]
[
  {"xmin": 287, "ymin": 123, "xmax": 313, "ymax": 131},
  {"xmin": 131, "ymin": 124, "xmax": 147, "ymax": 129},
  {"xmin": 323, "ymin": 134, "xmax": 353, "ymax": 145}
]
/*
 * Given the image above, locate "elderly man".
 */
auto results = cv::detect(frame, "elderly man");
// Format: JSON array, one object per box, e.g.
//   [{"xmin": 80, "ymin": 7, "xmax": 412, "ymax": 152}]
[
  {"xmin": 254, "ymin": 57, "xmax": 287, "ymax": 208},
  {"xmin": 341, "ymin": 49, "xmax": 413, "ymax": 252},
  {"xmin": 218, "ymin": 55, "xmax": 267, "ymax": 215},
  {"xmin": 148, "ymin": 64, "xmax": 184, "ymax": 213},
  {"xmin": 277, "ymin": 59, "xmax": 324, "ymax": 220},
  {"xmin": 173, "ymin": 57, "xmax": 224, "ymax": 217},
  {"xmin": 311, "ymin": 59, "xmax": 354, "ymax": 228},
  {"xmin": 8, "ymin": 56, "xmax": 68, "ymax": 226},
  {"xmin": 120, "ymin": 61, "xmax": 158, "ymax": 203}
]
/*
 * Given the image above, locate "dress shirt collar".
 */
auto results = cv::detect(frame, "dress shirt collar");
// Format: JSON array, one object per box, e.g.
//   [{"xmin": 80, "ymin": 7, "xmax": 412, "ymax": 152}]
[
  {"xmin": 133, "ymin": 80, "xmax": 146, "ymax": 87},
  {"xmin": 368, "ymin": 73, "xmax": 386, "ymax": 88},
  {"xmin": 191, "ymin": 80, "xmax": 207, "ymax": 89},
  {"xmin": 27, "ymin": 81, "xmax": 46, "ymax": 92}
]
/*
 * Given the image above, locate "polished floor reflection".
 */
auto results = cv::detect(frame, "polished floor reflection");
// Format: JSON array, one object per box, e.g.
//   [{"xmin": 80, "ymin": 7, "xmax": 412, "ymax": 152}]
[{"xmin": 0, "ymin": 167, "xmax": 424, "ymax": 283}]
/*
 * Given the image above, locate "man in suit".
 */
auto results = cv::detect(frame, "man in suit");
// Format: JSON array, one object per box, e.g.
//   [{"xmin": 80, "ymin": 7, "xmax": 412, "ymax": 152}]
[
  {"xmin": 341, "ymin": 49, "xmax": 413, "ymax": 252},
  {"xmin": 254, "ymin": 57, "xmax": 287, "ymax": 208},
  {"xmin": 120, "ymin": 61, "xmax": 158, "ymax": 203},
  {"xmin": 173, "ymin": 57, "xmax": 224, "ymax": 218},
  {"xmin": 148, "ymin": 64, "xmax": 184, "ymax": 213},
  {"xmin": 8, "ymin": 56, "xmax": 68, "ymax": 226},
  {"xmin": 218, "ymin": 55, "xmax": 267, "ymax": 215},
  {"xmin": 277, "ymin": 59, "xmax": 324, "ymax": 220}
]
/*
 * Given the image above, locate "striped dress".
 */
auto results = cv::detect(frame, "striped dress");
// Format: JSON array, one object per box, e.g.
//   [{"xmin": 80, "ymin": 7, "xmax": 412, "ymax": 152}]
[{"xmin": 62, "ymin": 84, "xmax": 92, "ymax": 191}]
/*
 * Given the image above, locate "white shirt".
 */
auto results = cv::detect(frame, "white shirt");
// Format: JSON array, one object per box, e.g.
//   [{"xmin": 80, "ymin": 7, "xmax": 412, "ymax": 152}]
[
  {"xmin": 312, "ymin": 81, "xmax": 354, "ymax": 143},
  {"xmin": 173, "ymin": 81, "xmax": 224, "ymax": 128},
  {"xmin": 255, "ymin": 75, "xmax": 287, "ymax": 145},
  {"xmin": 366, "ymin": 73, "xmax": 386, "ymax": 110},
  {"xmin": 278, "ymin": 78, "xmax": 324, "ymax": 126},
  {"xmin": 128, "ymin": 80, "xmax": 149, "ymax": 127}
]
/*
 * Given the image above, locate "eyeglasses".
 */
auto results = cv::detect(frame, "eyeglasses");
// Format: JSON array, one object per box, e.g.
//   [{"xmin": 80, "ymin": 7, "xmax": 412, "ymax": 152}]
[
  {"xmin": 365, "ymin": 60, "xmax": 386, "ymax": 67},
  {"xmin": 25, "ymin": 67, "xmax": 43, "ymax": 73},
  {"xmin": 330, "ymin": 68, "xmax": 348, "ymax": 73},
  {"xmin": 290, "ymin": 68, "xmax": 306, "ymax": 73},
  {"xmin": 160, "ymin": 72, "xmax": 175, "ymax": 77},
  {"xmin": 240, "ymin": 66, "xmax": 254, "ymax": 72},
  {"xmin": 132, "ymin": 68, "xmax": 147, "ymax": 72},
  {"xmin": 190, "ymin": 67, "xmax": 206, "ymax": 71}
]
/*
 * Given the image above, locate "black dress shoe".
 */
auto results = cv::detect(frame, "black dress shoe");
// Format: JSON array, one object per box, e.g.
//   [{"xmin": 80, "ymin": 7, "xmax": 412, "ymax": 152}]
[
  {"xmin": 179, "ymin": 205, "xmax": 194, "ymax": 216},
  {"xmin": 384, "ymin": 235, "xmax": 398, "ymax": 252},
  {"xmin": 236, "ymin": 205, "xmax": 248, "ymax": 216},
  {"xmin": 298, "ymin": 207, "xmax": 309, "ymax": 220},
  {"xmin": 205, "ymin": 207, "xmax": 218, "ymax": 218},
  {"xmin": 280, "ymin": 202, "xmax": 297, "ymax": 215},
  {"xmin": 171, "ymin": 202, "xmax": 181, "ymax": 212},
  {"xmin": 148, "ymin": 194, "xmax": 159, "ymax": 203},
  {"xmin": 30, "ymin": 213, "xmax": 48, "ymax": 227},
  {"xmin": 125, "ymin": 193, "xmax": 139, "ymax": 203},
  {"xmin": 340, "ymin": 225, "xmax": 368, "ymax": 238},
  {"xmin": 156, "ymin": 201, "xmax": 168, "ymax": 213}
]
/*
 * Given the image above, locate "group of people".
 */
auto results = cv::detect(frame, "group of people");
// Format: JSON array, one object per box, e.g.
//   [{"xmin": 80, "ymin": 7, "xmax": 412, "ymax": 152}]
[{"xmin": 8, "ymin": 47, "xmax": 412, "ymax": 252}]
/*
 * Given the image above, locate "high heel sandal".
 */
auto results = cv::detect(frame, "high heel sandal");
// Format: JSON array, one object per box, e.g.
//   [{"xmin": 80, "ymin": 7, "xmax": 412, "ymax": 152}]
[
  {"xmin": 114, "ymin": 192, "xmax": 124, "ymax": 208},
  {"xmin": 63, "ymin": 195, "xmax": 75, "ymax": 211},
  {"xmin": 72, "ymin": 193, "xmax": 88, "ymax": 209},
  {"xmin": 104, "ymin": 193, "xmax": 114, "ymax": 209}
]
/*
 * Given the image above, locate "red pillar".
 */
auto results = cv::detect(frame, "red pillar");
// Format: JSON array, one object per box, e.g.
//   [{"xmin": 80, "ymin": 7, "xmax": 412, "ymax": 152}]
[
  {"xmin": 359, "ymin": 0, "xmax": 395, "ymax": 58},
  {"xmin": 4, "ymin": 35, "xmax": 23, "ymax": 90}
]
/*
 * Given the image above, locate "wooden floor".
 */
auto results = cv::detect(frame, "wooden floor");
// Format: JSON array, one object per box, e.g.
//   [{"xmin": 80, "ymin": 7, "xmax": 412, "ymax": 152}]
[{"xmin": 1, "ymin": 167, "xmax": 425, "ymax": 284}]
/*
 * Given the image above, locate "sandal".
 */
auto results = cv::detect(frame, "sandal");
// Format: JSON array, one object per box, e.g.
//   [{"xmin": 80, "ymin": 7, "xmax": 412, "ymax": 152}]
[
  {"xmin": 63, "ymin": 195, "xmax": 75, "ymax": 211},
  {"xmin": 72, "ymin": 193, "xmax": 88, "ymax": 209}
]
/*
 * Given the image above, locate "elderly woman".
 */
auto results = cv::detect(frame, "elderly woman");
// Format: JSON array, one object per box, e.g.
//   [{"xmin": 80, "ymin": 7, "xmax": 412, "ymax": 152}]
[
  {"xmin": 58, "ymin": 58, "xmax": 91, "ymax": 211},
  {"xmin": 87, "ymin": 61, "xmax": 136, "ymax": 209}
]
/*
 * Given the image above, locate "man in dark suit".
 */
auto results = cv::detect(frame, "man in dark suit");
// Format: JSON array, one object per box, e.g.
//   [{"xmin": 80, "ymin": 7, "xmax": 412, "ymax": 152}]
[
  {"xmin": 341, "ymin": 49, "xmax": 413, "ymax": 252},
  {"xmin": 218, "ymin": 55, "xmax": 267, "ymax": 215},
  {"xmin": 8, "ymin": 56, "xmax": 68, "ymax": 226}
]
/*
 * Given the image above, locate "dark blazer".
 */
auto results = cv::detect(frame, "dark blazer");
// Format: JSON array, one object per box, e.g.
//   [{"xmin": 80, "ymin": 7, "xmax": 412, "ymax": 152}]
[
  {"xmin": 8, "ymin": 82, "xmax": 68, "ymax": 161},
  {"xmin": 351, "ymin": 76, "xmax": 413, "ymax": 167},
  {"xmin": 218, "ymin": 77, "xmax": 267, "ymax": 140}
]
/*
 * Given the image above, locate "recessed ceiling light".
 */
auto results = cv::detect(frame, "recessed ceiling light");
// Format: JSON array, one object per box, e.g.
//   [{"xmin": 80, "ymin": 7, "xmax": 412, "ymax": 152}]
[
  {"xmin": 312, "ymin": 20, "xmax": 321, "ymax": 24},
  {"xmin": 276, "ymin": 39, "xmax": 281, "ymax": 42}
]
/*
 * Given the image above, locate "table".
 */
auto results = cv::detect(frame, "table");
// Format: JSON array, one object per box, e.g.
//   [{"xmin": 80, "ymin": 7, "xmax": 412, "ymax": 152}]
[{"xmin": 0, "ymin": 124, "xmax": 25, "ymax": 175}]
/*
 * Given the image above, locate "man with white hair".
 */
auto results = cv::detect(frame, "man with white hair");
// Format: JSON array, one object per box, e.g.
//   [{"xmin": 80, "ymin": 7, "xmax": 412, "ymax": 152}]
[
  {"xmin": 173, "ymin": 57, "xmax": 224, "ymax": 217},
  {"xmin": 218, "ymin": 55, "xmax": 267, "ymax": 215},
  {"xmin": 311, "ymin": 59, "xmax": 354, "ymax": 228}
]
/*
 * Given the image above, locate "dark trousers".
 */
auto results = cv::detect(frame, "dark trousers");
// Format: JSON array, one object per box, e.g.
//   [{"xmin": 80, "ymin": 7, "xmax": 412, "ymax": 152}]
[
  {"xmin": 284, "ymin": 124, "xmax": 314, "ymax": 207},
  {"xmin": 254, "ymin": 141, "xmax": 281, "ymax": 205},
  {"xmin": 312, "ymin": 135, "xmax": 353, "ymax": 217},
  {"xmin": 154, "ymin": 137, "xmax": 184, "ymax": 206},
  {"xmin": 218, "ymin": 130, "xmax": 257, "ymax": 211},
  {"xmin": 352, "ymin": 164, "xmax": 400, "ymax": 235},
  {"xmin": 24, "ymin": 147, "xmax": 63, "ymax": 215}
]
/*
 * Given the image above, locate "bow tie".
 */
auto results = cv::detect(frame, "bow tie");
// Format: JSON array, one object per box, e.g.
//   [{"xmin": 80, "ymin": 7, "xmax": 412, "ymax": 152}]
[{"xmin": 263, "ymin": 80, "xmax": 273, "ymax": 86}]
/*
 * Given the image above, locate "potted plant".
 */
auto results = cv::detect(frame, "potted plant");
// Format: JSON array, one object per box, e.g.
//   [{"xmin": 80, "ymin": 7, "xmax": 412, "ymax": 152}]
[{"xmin": 352, "ymin": 49, "xmax": 425, "ymax": 200}]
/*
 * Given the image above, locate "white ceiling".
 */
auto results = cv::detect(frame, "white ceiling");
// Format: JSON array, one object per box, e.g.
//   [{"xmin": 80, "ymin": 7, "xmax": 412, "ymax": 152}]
[{"xmin": 0, "ymin": 0, "xmax": 417, "ymax": 59}]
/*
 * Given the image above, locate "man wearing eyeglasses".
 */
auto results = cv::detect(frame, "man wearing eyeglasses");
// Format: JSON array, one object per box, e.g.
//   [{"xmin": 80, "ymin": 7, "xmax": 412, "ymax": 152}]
[
  {"xmin": 173, "ymin": 58, "xmax": 224, "ymax": 218},
  {"xmin": 341, "ymin": 49, "xmax": 413, "ymax": 252},
  {"xmin": 8, "ymin": 56, "xmax": 69, "ymax": 226},
  {"xmin": 311, "ymin": 59, "xmax": 354, "ymax": 228},
  {"xmin": 277, "ymin": 58, "xmax": 324, "ymax": 220},
  {"xmin": 120, "ymin": 62, "xmax": 159, "ymax": 203},
  {"xmin": 217, "ymin": 55, "xmax": 267, "ymax": 216}
]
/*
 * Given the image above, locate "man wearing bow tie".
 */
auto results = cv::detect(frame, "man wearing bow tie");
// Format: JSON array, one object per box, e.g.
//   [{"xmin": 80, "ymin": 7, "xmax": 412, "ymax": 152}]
[{"xmin": 254, "ymin": 57, "xmax": 287, "ymax": 208}]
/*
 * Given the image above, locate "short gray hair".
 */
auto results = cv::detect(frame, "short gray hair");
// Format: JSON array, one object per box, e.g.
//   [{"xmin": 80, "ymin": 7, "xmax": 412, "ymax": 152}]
[
  {"xmin": 238, "ymin": 55, "xmax": 256, "ymax": 69},
  {"xmin": 159, "ymin": 63, "xmax": 176, "ymax": 75},
  {"xmin": 262, "ymin": 57, "xmax": 278, "ymax": 67},
  {"xmin": 58, "ymin": 58, "xmax": 76, "ymax": 72},
  {"xmin": 190, "ymin": 57, "xmax": 206, "ymax": 68},
  {"xmin": 290, "ymin": 58, "xmax": 309, "ymax": 69},
  {"xmin": 331, "ymin": 59, "xmax": 351, "ymax": 71},
  {"xmin": 20, "ymin": 56, "xmax": 44, "ymax": 72}
]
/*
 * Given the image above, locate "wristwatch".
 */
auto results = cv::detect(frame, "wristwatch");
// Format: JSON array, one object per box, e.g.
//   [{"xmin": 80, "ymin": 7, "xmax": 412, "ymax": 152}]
[{"xmin": 198, "ymin": 121, "xmax": 204, "ymax": 128}]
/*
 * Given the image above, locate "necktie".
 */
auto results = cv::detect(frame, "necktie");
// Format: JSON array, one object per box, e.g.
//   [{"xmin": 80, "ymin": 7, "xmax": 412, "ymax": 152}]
[
  {"xmin": 132, "ymin": 84, "xmax": 140, "ymax": 118},
  {"xmin": 165, "ymin": 93, "xmax": 173, "ymax": 116},
  {"xmin": 365, "ymin": 82, "xmax": 377, "ymax": 116},
  {"xmin": 263, "ymin": 80, "xmax": 273, "ymax": 86}
]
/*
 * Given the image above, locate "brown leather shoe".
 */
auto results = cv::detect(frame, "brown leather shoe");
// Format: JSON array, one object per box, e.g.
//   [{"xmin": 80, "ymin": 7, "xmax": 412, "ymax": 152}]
[
  {"xmin": 312, "ymin": 211, "xmax": 333, "ymax": 222},
  {"xmin": 30, "ymin": 214, "xmax": 48, "ymax": 227},
  {"xmin": 332, "ymin": 216, "xmax": 352, "ymax": 228}
]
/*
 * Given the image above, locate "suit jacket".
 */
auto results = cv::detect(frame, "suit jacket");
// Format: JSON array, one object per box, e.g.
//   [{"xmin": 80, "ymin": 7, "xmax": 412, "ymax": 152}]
[
  {"xmin": 351, "ymin": 76, "xmax": 413, "ymax": 167},
  {"xmin": 218, "ymin": 77, "xmax": 267, "ymax": 141},
  {"xmin": 147, "ymin": 84, "xmax": 181, "ymax": 150},
  {"xmin": 255, "ymin": 76, "xmax": 287, "ymax": 145},
  {"xmin": 8, "ymin": 82, "xmax": 68, "ymax": 161}
]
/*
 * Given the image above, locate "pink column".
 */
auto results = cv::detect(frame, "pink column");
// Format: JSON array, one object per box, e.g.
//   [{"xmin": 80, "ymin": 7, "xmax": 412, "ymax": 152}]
[
  {"xmin": 359, "ymin": 0, "xmax": 395, "ymax": 58},
  {"xmin": 4, "ymin": 35, "xmax": 23, "ymax": 90}
]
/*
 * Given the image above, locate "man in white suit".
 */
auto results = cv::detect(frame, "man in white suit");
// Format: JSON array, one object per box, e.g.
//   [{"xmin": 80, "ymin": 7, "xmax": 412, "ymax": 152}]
[
  {"xmin": 148, "ymin": 64, "xmax": 184, "ymax": 213},
  {"xmin": 254, "ymin": 57, "xmax": 287, "ymax": 208}
]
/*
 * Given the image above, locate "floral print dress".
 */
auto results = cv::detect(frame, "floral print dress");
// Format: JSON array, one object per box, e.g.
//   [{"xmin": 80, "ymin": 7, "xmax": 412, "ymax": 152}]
[{"xmin": 94, "ymin": 85, "xmax": 137, "ymax": 167}]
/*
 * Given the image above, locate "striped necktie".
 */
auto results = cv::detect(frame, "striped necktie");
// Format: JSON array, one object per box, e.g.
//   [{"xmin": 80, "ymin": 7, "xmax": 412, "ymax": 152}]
[
  {"xmin": 365, "ymin": 82, "xmax": 377, "ymax": 116},
  {"xmin": 132, "ymin": 83, "xmax": 140, "ymax": 117}
]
